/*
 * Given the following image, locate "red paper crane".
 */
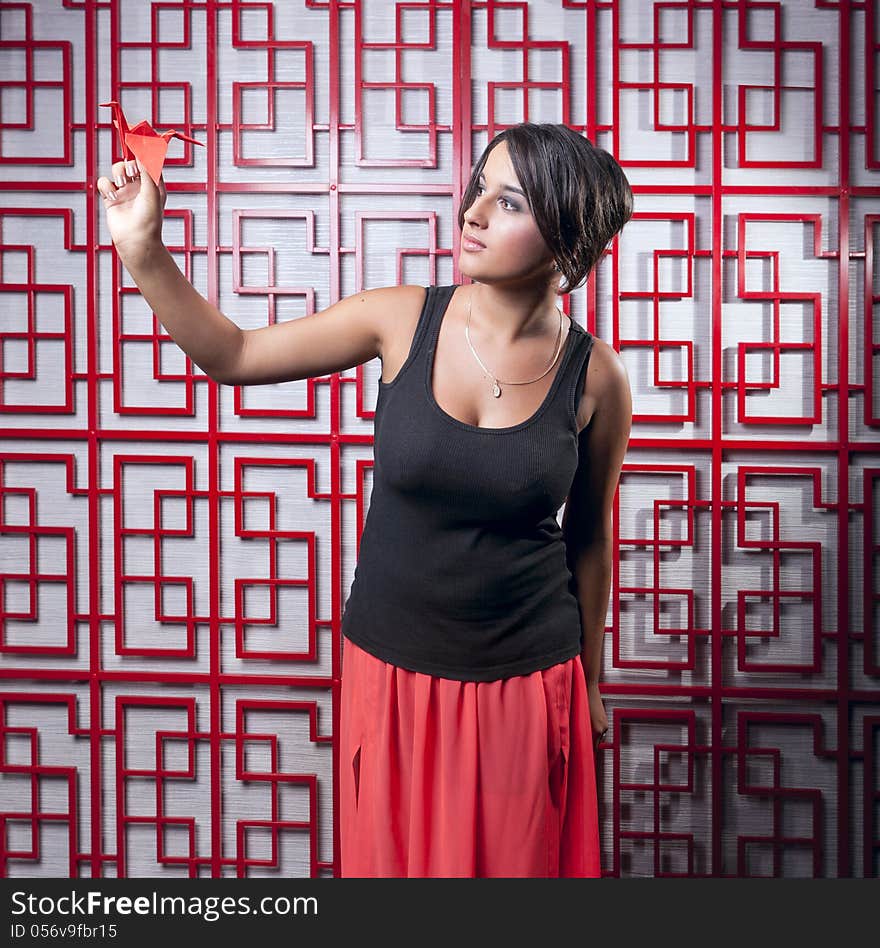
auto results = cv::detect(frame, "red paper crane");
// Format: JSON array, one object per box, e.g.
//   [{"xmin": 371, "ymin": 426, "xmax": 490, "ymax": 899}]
[{"xmin": 100, "ymin": 99, "xmax": 203, "ymax": 186}]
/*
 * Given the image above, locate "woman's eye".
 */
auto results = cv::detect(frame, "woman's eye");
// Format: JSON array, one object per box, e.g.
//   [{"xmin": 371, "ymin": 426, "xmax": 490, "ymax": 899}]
[{"xmin": 476, "ymin": 185, "xmax": 515, "ymax": 210}]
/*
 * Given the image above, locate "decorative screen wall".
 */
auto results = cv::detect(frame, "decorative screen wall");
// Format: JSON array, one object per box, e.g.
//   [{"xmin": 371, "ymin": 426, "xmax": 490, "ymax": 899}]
[{"xmin": 0, "ymin": 0, "xmax": 877, "ymax": 878}]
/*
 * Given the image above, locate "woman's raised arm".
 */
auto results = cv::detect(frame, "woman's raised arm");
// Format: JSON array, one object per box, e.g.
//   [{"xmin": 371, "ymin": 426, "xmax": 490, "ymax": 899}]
[{"xmin": 97, "ymin": 157, "xmax": 411, "ymax": 386}]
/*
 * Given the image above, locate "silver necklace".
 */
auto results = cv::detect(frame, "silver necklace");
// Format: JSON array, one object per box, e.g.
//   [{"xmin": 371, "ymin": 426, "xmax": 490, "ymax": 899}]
[{"xmin": 465, "ymin": 288, "xmax": 566, "ymax": 398}]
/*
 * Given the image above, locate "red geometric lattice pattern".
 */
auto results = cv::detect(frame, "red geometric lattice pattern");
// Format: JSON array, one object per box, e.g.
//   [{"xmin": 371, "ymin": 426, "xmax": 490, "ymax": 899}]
[{"xmin": 0, "ymin": 0, "xmax": 877, "ymax": 878}]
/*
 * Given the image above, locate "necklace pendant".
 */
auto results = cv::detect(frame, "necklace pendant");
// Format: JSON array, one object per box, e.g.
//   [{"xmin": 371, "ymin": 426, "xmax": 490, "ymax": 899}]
[{"xmin": 492, "ymin": 380, "xmax": 501, "ymax": 398}]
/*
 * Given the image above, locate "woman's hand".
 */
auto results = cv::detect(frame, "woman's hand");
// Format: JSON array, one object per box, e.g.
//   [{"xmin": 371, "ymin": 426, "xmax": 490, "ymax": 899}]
[
  {"xmin": 96, "ymin": 157, "xmax": 167, "ymax": 259},
  {"xmin": 587, "ymin": 682, "xmax": 608, "ymax": 746}
]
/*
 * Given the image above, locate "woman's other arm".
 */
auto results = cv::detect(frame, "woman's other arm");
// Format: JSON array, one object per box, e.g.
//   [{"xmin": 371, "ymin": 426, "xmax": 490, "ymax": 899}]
[
  {"xmin": 562, "ymin": 341, "xmax": 632, "ymax": 736},
  {"xmin": 97, "ymin": 157, "xmax": 415, "ymax": 385}
]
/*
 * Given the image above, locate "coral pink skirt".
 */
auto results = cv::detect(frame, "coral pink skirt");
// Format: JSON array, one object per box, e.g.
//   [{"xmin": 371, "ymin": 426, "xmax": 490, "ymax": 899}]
[{"xmin": 339, "ymin": 636, "xmax": 601, "ymax": 877}]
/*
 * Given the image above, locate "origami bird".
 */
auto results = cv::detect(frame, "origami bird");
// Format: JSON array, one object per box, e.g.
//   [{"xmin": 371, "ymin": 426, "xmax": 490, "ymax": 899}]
[{"xmin": 100, "ymin": 99, "xmax": 203, "ymax": 186}]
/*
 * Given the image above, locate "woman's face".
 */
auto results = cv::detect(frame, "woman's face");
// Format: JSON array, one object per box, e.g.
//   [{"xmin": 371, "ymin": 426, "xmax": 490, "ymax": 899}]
[{"xmin": 458, "ymin": 141, "xmax": 556, "ymax": 286}]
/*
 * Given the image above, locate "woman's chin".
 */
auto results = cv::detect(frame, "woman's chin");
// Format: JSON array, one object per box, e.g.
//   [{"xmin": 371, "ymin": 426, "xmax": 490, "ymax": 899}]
[{"xmin": 457, "ymin": 257, "xmax": 481, "ymax": 280}]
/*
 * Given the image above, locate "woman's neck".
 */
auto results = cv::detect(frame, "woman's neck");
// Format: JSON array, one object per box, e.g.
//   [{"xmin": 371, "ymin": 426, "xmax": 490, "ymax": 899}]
[{"xmin": 466, "ymin": 280, "xmax": 563, "ymax": 345}]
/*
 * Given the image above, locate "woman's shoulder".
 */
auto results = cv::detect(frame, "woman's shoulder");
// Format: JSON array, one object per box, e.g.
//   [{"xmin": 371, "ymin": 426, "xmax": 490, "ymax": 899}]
[
  {"xmin": 376, "ymin": 284, "xmax": 432, "ymax": 382},
  {"xmin": 361, "ymin": 282, "xmax": 431, "ymax": 308},
  {"xmin": 585, "ymin": 336, "xmax": 628, "ymax": 397},
  {"xmin": 576, "ymin": 334, "xmax": 630, "ymax": 432},
  {"xmin": 370, "ymin": 283, "xmax": 427, "ymax": 342}
]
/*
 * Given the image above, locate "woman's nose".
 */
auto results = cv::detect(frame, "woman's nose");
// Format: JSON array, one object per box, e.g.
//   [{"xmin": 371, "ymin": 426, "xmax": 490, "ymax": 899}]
[{"xmin": 465, "ymin": 196, "xmax": 488, "ymax": 225}]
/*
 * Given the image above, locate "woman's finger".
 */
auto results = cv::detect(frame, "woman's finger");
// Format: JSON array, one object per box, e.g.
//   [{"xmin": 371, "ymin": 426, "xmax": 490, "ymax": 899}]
[
  {"xmin": 96, "ymin": 175, "xmax": 119, "ymax": 203},
  {"xmin": 111, "ymin": 159, "xmax": 133, "ymax": 182}
]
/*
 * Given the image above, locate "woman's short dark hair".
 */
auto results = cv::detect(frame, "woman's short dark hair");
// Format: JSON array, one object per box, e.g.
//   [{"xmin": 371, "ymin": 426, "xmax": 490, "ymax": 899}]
[{"xmin": 457, "ymin": 123, "xmax": 633, "ymax": 295}]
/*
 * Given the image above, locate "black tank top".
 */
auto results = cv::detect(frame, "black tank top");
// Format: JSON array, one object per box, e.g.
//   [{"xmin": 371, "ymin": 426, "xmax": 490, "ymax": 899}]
[{"xmin": 341, "ymin": 283, "xmax": 596, "ymax": 681}]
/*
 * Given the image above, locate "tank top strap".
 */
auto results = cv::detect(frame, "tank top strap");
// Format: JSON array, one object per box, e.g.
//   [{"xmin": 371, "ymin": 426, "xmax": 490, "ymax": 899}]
[
  {"xmin": 554, "ymin": 321, "xmax": 595, "ymax": 432},
  {"xmin": 379, "ymin": 284, "xmax": 455, "ymax": 391},
  {"xmin": 417, "ymin": 283, "xmax": 457, "ymax": 363}
]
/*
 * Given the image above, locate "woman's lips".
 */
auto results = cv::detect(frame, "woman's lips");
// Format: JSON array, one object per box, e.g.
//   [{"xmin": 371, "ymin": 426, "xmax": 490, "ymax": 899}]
[{"xmin": 462, "ymin": 235, "xmax": 486, "ymax": 251}]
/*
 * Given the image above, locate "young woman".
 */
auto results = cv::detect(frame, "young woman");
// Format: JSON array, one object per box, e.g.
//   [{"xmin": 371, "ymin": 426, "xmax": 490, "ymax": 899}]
[{"xmin": 97, "ymin": 122, "xmax": 633, "ymax": 878}]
